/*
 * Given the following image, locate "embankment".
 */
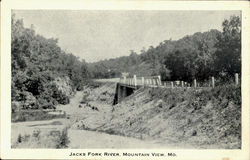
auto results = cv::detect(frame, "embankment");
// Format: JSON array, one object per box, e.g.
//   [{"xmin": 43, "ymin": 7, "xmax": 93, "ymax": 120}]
[{"xmin": 76, "ymin": 83, "xmax": 241, "ymax": 149}]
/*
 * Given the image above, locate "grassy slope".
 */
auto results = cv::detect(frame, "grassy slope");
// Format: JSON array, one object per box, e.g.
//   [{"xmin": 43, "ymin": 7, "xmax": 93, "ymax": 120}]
[{"xmin": 97, "ymin": 84, "xmax": 241, "ymax": 149}]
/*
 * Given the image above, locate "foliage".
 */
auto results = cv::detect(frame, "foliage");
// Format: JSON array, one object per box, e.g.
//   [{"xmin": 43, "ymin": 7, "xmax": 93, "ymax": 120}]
[
  {"xmin": 90, "ymin": 15, "xmax": 241, "ymax": 83},
  {"xmin": 11, "ymin": 14, "xmax": 90, "ymax": 111},
  {"xmin": 12, "ymin": 128, "xmax": 70, "ymax": 148},
  {"xmin": 56, "ymin": 128, "xmax": 70, "ymax": 148},
  {"xmin": 214, "ymin": 16, "xmax": 241, "ymax": 80}
]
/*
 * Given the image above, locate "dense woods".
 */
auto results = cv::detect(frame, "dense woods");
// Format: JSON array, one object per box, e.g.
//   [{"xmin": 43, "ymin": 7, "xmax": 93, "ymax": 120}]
[
  {"xmin": 90, "ymin": 15, "xmax": 241, "ymax": 83},
  {"xmin": 11, "ymin": 15, "xmax": 241, "ymax": 111},
  {"xmin": 11, "ymin": 14, "xmax": 90, "ymax": 111}
]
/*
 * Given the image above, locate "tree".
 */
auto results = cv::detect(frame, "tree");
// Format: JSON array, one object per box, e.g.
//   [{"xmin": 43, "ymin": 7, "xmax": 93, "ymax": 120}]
[{"xmin": 214, "ymin": 15, "xmax": 241, "ymax": 79}]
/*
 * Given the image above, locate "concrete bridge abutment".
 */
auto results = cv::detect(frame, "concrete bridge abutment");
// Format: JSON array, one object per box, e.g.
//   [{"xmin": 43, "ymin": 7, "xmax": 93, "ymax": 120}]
[{"xmin": 113, "ymin": 83, "xmax": 135, "ymax": 105}]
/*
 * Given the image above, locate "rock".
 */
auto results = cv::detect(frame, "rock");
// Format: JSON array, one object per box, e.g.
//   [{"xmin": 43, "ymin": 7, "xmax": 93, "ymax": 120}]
[{"xmin": 53, "ymin": 76, "xmax": 74, "ymax": 97}]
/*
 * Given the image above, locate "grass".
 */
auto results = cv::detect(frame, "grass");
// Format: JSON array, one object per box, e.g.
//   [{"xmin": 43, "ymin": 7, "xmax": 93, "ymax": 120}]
[
  {"xmin": 11, "ymin": 110, "xmax": 66, "ymax": 122},
  {"xmin": 148, "ymin": 84, "xmax": 241, "ymax": 148},
  {"xmin": 96, "ymin": 83, "xmax": 241, "ymax": 149},
  {"xmin": 12, "ymin": 127, "xmax": 70, "ymax": 148}
]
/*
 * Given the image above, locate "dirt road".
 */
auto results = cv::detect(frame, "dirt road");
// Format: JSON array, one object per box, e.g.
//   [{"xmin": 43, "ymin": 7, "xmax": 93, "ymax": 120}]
[
  {"xmin": 11, "ymin": 89, "xmax": 170, "ymax": 148},
  {"xmin": 59, "ymin": 91, "xmax": 167, "ymax": 148}
]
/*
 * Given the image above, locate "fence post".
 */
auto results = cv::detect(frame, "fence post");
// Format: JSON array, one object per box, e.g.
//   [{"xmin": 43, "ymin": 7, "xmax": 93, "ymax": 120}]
[
  {"xmin": 158, "ymin": 75, "xmax": 162, "ymax": 86},
  {"xmin": 235, "ymin": 73, "xmax": 239, "ymax": 85},
  {"xmin": 181, "ymin": 81, "xmax": 184, "ymax": 87},
  {"xmin": 171, "ymin": 82, "xmax": 174, "ymax": 88},
  {"xmin": 134, "ymin": 75, "xmax": 137, "ymax": 87},
  {"xmin": 123, "ymin": 76, "xmax": 126, "ymax": 84},
  {"xmin": 134, "ymin": 75, "xmax": 137, "ymax": 86},
  {"xmin": 141, "ymin": 77, "xmax": 144, "ymax": 86},
  {"xmin": 194, "ymin": 79, "xmax": 197, "ymax": 88},
  {"xmin": 164, "ymin": 82, "xmax": 166, "ymax": 87},
  {"xmin": 212, "ymin": 77, "xmax": 215, "ymax": 88}
]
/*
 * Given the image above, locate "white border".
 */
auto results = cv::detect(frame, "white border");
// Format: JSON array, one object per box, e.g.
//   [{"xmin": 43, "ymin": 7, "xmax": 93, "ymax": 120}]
[{"xmin": 1, "ymin": 0, "xmax": 249, "ymax": 159}]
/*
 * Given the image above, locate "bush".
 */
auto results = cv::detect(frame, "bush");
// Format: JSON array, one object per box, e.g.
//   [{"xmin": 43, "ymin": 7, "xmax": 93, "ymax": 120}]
[
  {"xmin": 56, "ymin": 128, "xmax": 70, "ymax": 148},
  {"xmin": 12, "ymin": 127, "xmax": 70, "ymax": 148}
]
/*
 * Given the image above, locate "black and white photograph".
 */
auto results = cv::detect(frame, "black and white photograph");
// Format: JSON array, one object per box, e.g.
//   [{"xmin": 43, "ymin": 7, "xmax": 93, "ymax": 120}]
[
  {"xmin": 10, "ymin": 9, "xmax": 242, "ymax": 149},
  {"xmin": 1, "ymin": 1, "xmax": 250, "ymax": 159}
]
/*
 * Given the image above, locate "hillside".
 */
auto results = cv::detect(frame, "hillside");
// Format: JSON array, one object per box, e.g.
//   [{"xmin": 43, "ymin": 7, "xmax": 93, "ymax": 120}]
[
  {"xmin": 11, "ymin": 15, "xmax": 90, "ymax": 112},
  {"xmin": 90, "ymin": 15, "xmax": 241, "ymax": 83},
  {"xmin": 72, "ymin": 83, "xmax": 241, "ymax": 149},
  {"xmin": 89, "ymin": 29, "xmax": 221, "ymax": 79}
]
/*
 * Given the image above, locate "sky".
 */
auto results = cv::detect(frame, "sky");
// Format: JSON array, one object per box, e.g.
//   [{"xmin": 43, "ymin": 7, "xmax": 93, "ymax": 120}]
[{"xmin": 13, "ymin": 10, "xmax": 240, "ymax": 62}]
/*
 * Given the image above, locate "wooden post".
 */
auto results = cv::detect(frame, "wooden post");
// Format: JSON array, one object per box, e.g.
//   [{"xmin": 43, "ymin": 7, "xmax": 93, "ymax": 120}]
[
  {"xmin": 212, "ymin": 77, "xmax": 215, "ymax": 88},
  {"xmin": 164, "ymin": 82, "xmax": 166, "ymax": 87},
  {"xmin": 235, "ymin": 73, "xmax": 239, "ymax": 85},
  {"xmin": 194, "ymin": 79, "xmax": 197, "ymax": 88},
  {"xmin": 123, "ymin": 76, "xmax": 126, "ymax": 84},
  {"xmin": 134, "ymin": 75, "xmax": 137, "ymax": 87},
  {"xmin": 171, "ymin": 82, "xmax": 174, "ymax": 88},
  {"xmin": 152, "ymin": 79, "xmax": 155, "ymax": 86},
  {"xmin": 141, "ymin": 77, "xmax": 144, "ymax": 86},
  {"xmin": 181, "ymin": 81, "xmax": 184, "ymax": 87},
  {"xmin": 158, "ymin": 75, "xmax": 162, "ymax": 86}
]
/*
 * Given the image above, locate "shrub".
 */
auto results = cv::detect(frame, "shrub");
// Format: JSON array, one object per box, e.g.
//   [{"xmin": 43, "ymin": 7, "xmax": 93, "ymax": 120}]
[
  {"xmin": 56, "ymin": 128, "xmax": 70, "ymax": 148},
  {"xmin": 12, "ymin": 128, "xmax": 70, "ymax": 148}
]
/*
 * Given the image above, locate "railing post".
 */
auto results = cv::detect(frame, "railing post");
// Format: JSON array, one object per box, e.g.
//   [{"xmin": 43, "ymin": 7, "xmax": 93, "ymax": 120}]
[
  {"xmin": 181, "ymin": 81, "xmax": 184, "ymax": 87},
  {"xmin": 235, "ymin": 73, "xmax": 239, "ymax": 85},
  {"xmin": 164, "ymin": 82, "xmax": 166, "ymax": 87},
  {"xmin": 171, "ymin": 82, "xmax": 174, "ymax": 88},
  {"xmin": 141, "ymin": 77, "xmax": 144, "ymax": 86},
  {"xmin": 134, "ymin": 75, "xmax": 137, "ymax": 87},
  {"xmin": 158, "ymin": 75, "xmax": 162, "ymax": 86},
  {"xmin": 194, "ymin": 79, "xmax": 197, "ymax": 88},
  {"xmin": 212, "ymin": 77, "xmax": 215, "ymax": 88},
  {"xmin": 123, "ymin": 76, "xmax": 126, "ymax": 84}
]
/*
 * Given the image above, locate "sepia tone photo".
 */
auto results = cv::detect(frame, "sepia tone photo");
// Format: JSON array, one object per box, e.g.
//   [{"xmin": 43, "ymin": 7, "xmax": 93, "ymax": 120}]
[{"xmin": 10, "ymin": 10, "xmax": 242, "ymax": 150}]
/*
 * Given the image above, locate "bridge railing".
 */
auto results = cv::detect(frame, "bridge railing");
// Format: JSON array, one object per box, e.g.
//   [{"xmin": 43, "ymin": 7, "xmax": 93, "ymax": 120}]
[
  {"xmin": 119, "ymin": 73, "xmax": 240, "ymax": 89},
  {"xmin": 119, "ymin": 75, "xmax": 162, "ymax": 87}
]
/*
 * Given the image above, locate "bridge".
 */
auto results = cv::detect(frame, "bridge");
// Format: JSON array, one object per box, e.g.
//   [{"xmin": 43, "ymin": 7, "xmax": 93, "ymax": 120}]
[
  {"xmin": 113, "ymin": 75, "xmax": 165, "ymax": 105},
  {"xmin": 111, "ymin": 73, "xmax": 240, "ymax": 105}
]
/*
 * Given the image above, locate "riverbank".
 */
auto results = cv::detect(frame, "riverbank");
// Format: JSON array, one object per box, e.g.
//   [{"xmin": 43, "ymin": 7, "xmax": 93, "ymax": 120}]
[{"xmin": 11, "ymin": 82, "xmax": 241, "ymax": 149}]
